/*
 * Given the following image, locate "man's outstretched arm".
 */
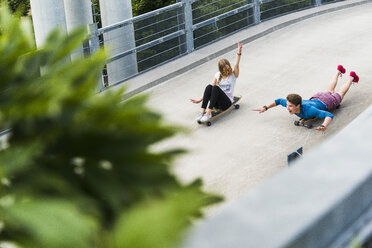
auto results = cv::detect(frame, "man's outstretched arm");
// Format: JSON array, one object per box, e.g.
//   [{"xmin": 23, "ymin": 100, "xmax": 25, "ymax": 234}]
[
  {"xmin": 252, "ymin": 101, "xmax": 277, "ymax": 113},
  {"xmin": 309, "ymin": 108, "xmax": 333, "ymax": 132},
  {"xmin": 314, "ymin": 110, "xmax": 333, "ymax": 131},
  {"xmin": 253, "ymin": 99, "xmax": 285, "ymax": 113},
  {"xmin": 316, "ymin": 116, "xmax": 332, "ymax": 131}
]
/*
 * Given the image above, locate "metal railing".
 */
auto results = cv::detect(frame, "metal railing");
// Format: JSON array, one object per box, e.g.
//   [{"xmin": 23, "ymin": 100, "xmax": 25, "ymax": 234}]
[{"xmin": 88, "ymin": 0, "xmax": 340, "ymax": 90}]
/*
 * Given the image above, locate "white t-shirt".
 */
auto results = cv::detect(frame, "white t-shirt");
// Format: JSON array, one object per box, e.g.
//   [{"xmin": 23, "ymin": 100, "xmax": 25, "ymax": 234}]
[{"xmin": 215, "ymin": 71, "xmax": 236, "ymax": 102}]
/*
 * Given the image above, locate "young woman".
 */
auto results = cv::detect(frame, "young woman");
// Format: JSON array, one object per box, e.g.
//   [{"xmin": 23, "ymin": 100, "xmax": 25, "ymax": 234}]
[{"xmin": 190, "ymin": 42, "xmax": 243, "ymax": 122}]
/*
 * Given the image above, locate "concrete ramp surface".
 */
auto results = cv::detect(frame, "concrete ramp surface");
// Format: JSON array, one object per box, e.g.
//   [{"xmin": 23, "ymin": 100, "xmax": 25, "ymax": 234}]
[{"xmin": 129, "ymin": 0, "xmax": 372, "ymax": 214}]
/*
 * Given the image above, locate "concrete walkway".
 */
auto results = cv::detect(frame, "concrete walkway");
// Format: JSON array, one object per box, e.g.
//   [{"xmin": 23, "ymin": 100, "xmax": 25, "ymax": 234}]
[{"xmin": 123, "ymin": 0, "xmax": 372, "ymax": 215}]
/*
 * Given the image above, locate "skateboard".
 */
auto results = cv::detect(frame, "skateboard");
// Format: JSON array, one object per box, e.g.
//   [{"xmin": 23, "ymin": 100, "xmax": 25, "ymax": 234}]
[
  {"xmin": 294, "ymin": 117, "xmax": 319, "ymax": 129},
  {"xmin": 294, "ymin": 105, "xmax": 340, "ymax": 129},
  {"xmin": 198, "ymin": 95, "xmax": 242, "ymax": 127}
]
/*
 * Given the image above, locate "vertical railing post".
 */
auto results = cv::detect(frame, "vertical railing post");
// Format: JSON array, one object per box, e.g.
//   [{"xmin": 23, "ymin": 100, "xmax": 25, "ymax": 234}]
[
  {"xmin": 177, "ymin": 0, "xmax": 187, "ymax": 55},
  {"xmin": 253, "ymin": 0, "xmax": 261, "ymax": 25},
  {"xmin": 183, "ymin": 0, "xmax": 194, "ymax": 53},
  {"xmin": 88, "ymin": 23, "xmax": 105, "ymax": 91}
]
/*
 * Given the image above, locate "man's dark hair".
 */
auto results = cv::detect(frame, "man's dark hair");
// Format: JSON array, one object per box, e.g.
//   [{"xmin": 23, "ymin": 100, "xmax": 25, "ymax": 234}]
[{"xmin": 286, "ymin": 94, "xmax": 302, "ymax": 106}]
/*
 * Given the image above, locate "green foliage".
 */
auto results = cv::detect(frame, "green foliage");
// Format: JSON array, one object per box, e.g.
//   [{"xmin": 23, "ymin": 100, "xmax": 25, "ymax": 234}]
[
  {"xmin": 131, "ymin": 0, "xmax": 176, "ymax": 16},
  {"xmin": 261, "ymin": 0, "xmax": 311, "ymax": 20},
  {"xmin": 350, "ymin": 239, "xmax": 362, "ymax": 248},
  {"xmin": 192, "ymin": 0, "xmax": 251, "ymax": 49},
  {"xmin": 0, "ymin": 3, "xmax": 222, "ymax": 248},
  {"xmin": 114, "ymin": 180, "xmax": 217, "ymax": 248},
  {"xmin": 0, "ymin": 0, "xmax": 30, "ymax": 16}
]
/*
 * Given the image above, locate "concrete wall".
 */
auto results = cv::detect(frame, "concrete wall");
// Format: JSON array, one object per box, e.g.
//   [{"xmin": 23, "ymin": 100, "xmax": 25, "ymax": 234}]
[
  {"xmin": 183, "ymin": 105, "xmax": 372, "ymax": 248},
  {"xmin": 99, "ymin": 0, "xmax": 138, "ymax": 85}
]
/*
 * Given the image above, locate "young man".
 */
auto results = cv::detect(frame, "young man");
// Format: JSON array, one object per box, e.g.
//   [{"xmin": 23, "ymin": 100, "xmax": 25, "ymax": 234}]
[{"xmin": 253, "ymin": 65, "xmax": 359, "ymax": 131}]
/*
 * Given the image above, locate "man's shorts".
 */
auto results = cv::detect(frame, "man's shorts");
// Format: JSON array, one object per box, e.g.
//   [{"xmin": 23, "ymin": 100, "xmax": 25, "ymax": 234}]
[{"xmin": 310, "ymin": 91, "xmax": 342, "ymax": 111}]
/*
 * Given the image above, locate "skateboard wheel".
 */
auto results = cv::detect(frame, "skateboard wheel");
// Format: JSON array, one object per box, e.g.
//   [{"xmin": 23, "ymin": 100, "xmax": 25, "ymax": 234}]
[
  {"xmin": 206, "ymin": 121, "xmax": 212, "ymax": 126},
  {"xmin": 234, "ymin": 104, "xmax": 240, "ymax": 109},
  {"xmin": 294, "ymin": 120, "xmax": 300, "ymax": 126},
  {"xmin": 306, "ymin": 124, "xmax": 313, "ymax": 129},
  {"xmin": 197, "ymin": 120, "xmax": 202, "ymax": 124}
]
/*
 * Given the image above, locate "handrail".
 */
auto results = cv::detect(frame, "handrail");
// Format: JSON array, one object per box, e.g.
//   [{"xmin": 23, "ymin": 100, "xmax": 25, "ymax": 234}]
[
  {"xmin": 96, "ymin": 2, "xmax": 184, "ymax": 35},
  {"xmin": 107, "ymin": 30, "xmax": 185, "ymax": 63},
  {"xmin": 192, "ymin": 3, "xmax": 254, "ymax": 31}
]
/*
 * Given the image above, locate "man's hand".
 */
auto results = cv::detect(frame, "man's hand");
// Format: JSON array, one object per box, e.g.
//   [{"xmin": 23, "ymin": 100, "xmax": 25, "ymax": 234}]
[
  {"xmin": 316, "ymin": 117, "xmax": 332, "ymax": 131},
  {"xmin": 316, "ymin": 125, "xmax": 327, "ymax": 131},
  {"xmin": 252, "ymin": 107, "xmax": 266, "ymax": 113}
]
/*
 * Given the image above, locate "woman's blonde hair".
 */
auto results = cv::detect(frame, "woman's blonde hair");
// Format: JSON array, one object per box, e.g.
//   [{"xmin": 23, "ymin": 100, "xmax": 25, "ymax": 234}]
[{"xmin": 217, "ymin": 59, "xmax": 232, "ymax": 83}]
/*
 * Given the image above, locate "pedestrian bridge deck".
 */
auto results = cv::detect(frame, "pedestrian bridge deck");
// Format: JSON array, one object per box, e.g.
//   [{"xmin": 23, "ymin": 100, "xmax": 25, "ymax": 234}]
[{"xmin": 116, "ymin": 0, "xmax": 372, "ymax": 215}]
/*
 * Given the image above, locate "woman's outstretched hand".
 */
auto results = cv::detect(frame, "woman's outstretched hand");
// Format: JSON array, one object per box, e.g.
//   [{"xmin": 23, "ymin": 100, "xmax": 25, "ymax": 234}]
[
  {"xmin": 237, "ymin": 42, "xmax": 243, "ymax": 54},
  {"xmin": 190, "ymin": 98, "xmax": 202, "ymax": 104}
]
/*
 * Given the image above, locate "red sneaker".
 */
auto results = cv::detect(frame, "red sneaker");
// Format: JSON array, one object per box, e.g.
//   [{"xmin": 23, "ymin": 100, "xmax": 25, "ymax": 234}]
[
  {"xmin": 337, "ymin": 65, "xmax": 346, "ymax": 74},
  {"xmin": 350, "ymin": 71, "xmax": 359, "ymax": 83}
]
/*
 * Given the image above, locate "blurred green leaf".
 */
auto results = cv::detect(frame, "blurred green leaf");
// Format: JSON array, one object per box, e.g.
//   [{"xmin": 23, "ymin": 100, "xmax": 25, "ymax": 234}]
[
  {"xmin": 113, "ymin": 184, "xmax": 223, "ymax": 248},
  {"xmin": 4, "ymin": 0, "xmax": 31, "ymax": 16},
  {"xmin": 0, "ymin": 142, "xmax": 42, "ymax": 177},
  {"xmin": 2, "ymin": 198, "xmax": 98, "ymax": 248}
]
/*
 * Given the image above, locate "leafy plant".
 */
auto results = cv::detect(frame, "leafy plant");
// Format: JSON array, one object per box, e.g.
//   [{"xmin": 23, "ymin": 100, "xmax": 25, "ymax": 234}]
[
  {"xmin": 0, "ymin": 0, "xmax": 30, "ymax": 16},
  {"xmin": 131, "ymin": 0, "xmax": 176, "ymax": 16},
  {"xmin": 0, "ymin": 3, "xmax": 222, "ymax": 248}
]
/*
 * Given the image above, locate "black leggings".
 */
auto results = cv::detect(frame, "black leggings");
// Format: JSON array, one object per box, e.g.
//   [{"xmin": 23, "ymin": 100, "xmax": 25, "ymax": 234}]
[{"xmin": 201, "ymin": 85, "xmax": 232, "ymax": 111}]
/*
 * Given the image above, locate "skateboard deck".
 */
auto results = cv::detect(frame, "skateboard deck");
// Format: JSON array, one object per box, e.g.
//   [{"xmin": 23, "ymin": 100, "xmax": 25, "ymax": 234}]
[
  {"xmin": 294, "ymin": 117, "xmax": 320, "ymax": 129},
  {"xmin": 198, "ymin": 95, "xmax": 242, "ymax": 126},
  {"xmin": 293, "ymin": 104, "xmax": 340, "ymax": 129}
]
